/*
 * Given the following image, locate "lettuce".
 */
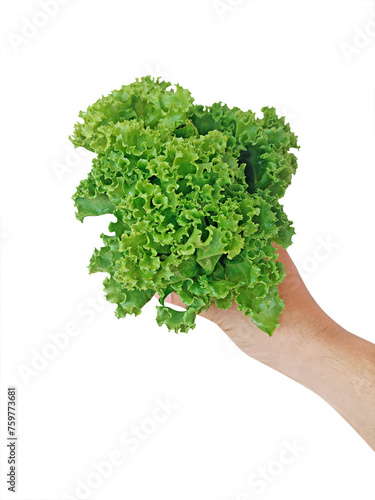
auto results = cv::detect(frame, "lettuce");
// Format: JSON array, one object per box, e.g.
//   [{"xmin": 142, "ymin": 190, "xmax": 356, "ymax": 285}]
[{"xmin": 71, "ymin": 76, "xmax": 299, "ymax": 335}]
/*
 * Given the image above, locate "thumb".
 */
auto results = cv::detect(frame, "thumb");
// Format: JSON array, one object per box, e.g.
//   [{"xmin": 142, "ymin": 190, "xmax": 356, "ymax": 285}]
[
  {"xmin": 165, "ymin": 292, "xmax": 186, "ymax": 309},
  {"xmin": 165, "ymin": 292, "xmax": 226, "ymax": 324}
]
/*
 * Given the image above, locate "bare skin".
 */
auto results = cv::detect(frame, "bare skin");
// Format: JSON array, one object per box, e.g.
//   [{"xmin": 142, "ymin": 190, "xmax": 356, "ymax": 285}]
[{"xmin": 162, "ymin": 246, "xmax": 375, "ymax": 450}]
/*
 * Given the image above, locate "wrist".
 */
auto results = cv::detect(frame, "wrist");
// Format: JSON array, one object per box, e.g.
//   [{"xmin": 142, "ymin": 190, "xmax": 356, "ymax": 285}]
[{"xmin": 242, "ymin": 304, "xmax": 336, "ymax": 385}]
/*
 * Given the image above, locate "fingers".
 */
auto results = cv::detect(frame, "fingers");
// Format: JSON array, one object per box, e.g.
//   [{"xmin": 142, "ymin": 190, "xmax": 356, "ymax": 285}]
[
  {"xmin": 165, "ymin": 292, "xmax": 186, "ymax": 309},
  {"xmin": 163, "ymin": 292, "xmax": 216, "ymax": 322},
  {"xmin": 154, "ymin": 291, "xmax": 233, "ymax": 326},
  {"xmin": 154, "ymin": 292, "xmax": 188, "ymax": 310}
]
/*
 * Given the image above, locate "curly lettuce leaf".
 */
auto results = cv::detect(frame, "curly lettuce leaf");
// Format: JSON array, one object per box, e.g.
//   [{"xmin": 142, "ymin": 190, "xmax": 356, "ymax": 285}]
[{"xmin": 71, "ymin": 76, "xmax": 299, "ymax": 335}]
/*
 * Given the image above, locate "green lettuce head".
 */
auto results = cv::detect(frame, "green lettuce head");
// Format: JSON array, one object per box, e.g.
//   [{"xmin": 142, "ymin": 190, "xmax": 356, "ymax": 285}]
[{"xmin": 71, "ymin": 76, "xmax": 299, "ymax": 335}]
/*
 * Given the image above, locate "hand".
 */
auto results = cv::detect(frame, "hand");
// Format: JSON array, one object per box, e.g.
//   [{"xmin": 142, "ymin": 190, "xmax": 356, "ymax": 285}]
[{"xmin": 164, "ymin": 245, "xmax": 330, "ymax": 361}]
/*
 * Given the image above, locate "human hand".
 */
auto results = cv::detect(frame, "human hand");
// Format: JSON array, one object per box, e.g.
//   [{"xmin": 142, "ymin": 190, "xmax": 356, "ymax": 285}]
[{"xmin": 162, "ymin": 245, "xmax": 329, "ymax": 362}]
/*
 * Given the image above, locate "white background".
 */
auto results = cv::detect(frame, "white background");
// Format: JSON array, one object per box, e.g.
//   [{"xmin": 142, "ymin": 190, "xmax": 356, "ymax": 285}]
[{"xmin": 1, "ymin": 0, "xmax": 375, "ymax": 499}]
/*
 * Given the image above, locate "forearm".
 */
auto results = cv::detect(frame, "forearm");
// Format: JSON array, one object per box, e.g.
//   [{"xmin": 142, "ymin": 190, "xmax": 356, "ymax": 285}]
[{"xmin": 244, "ymin": 310, "xmax": 375, "ymax": 450}]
